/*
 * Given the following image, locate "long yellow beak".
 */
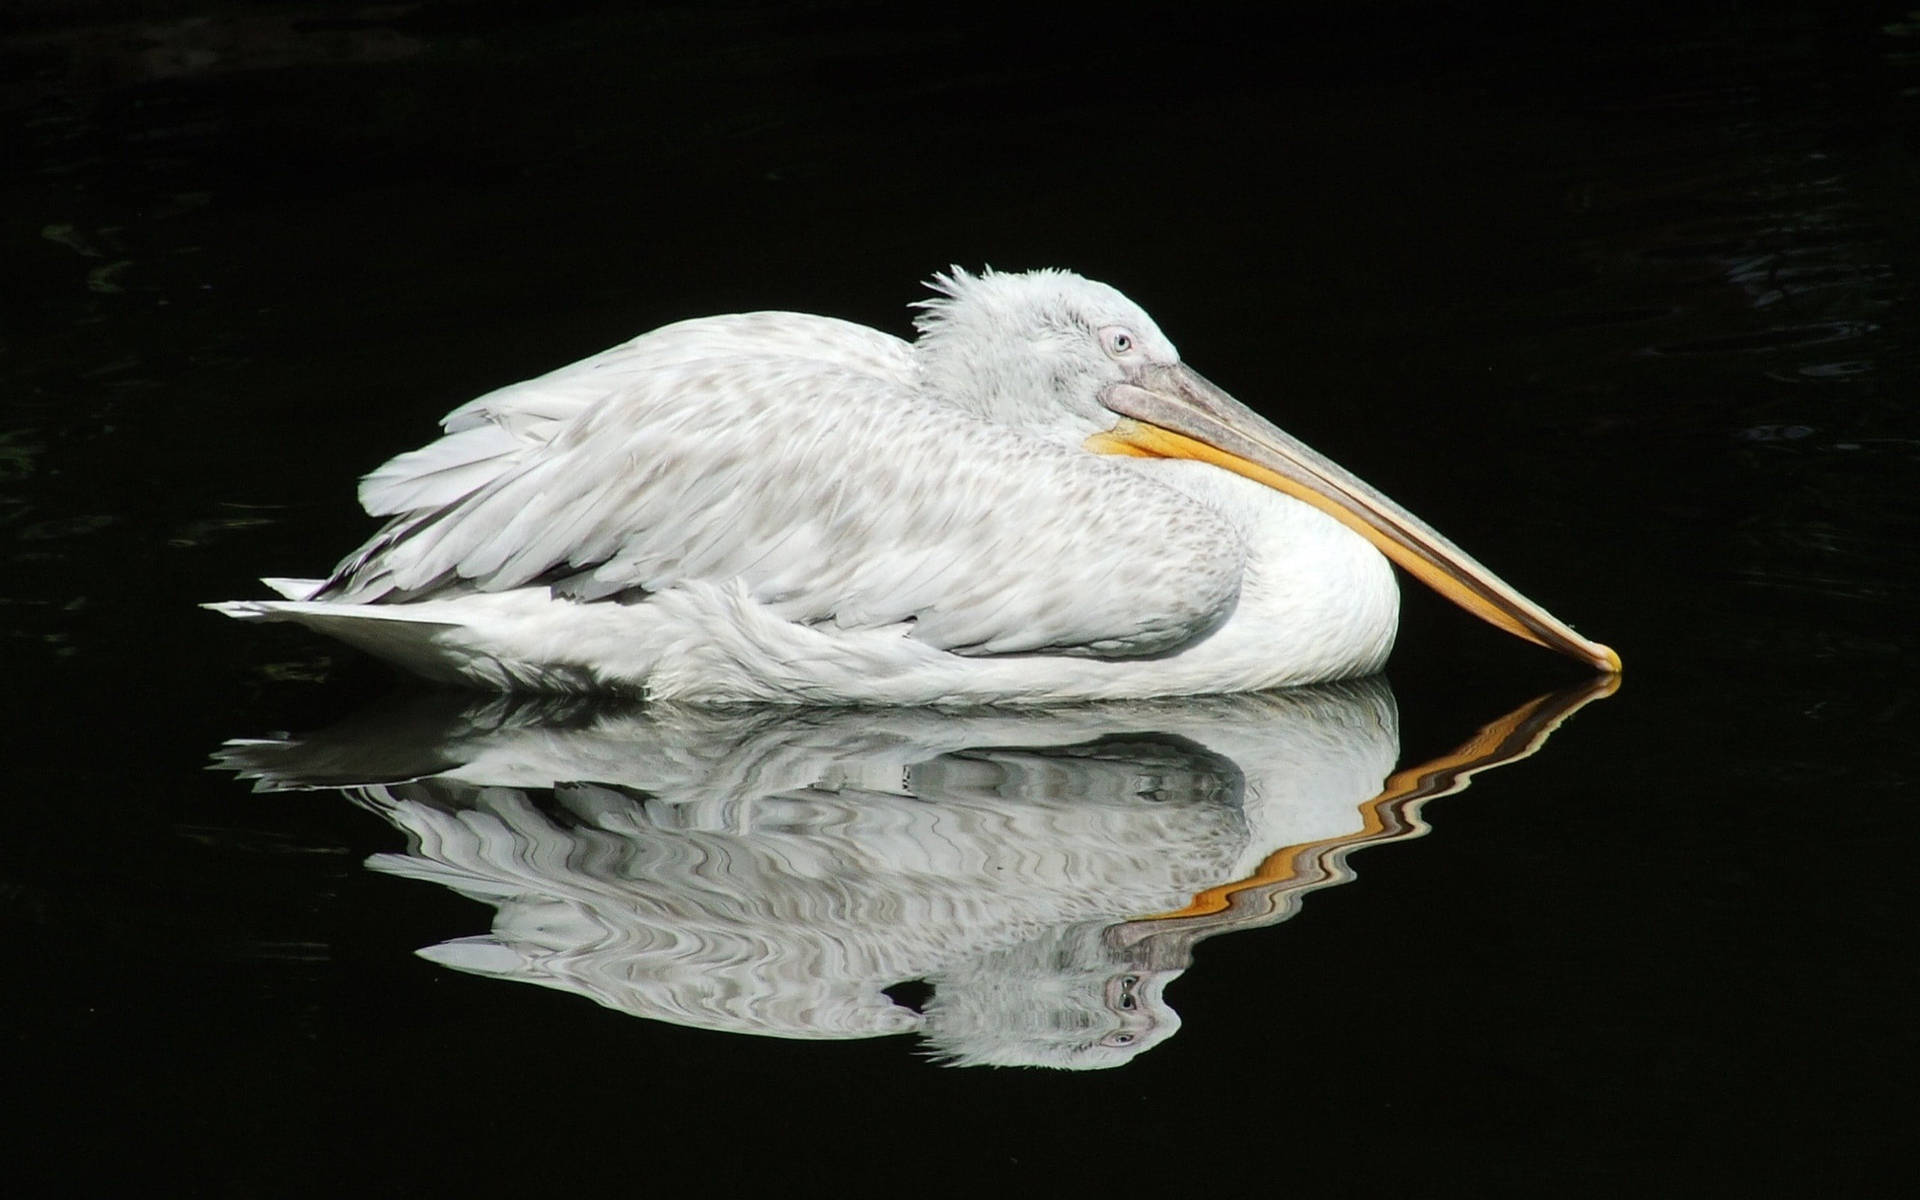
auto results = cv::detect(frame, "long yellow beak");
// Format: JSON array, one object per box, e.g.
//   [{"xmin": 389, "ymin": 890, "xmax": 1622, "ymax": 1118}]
[{"xmin": 1088, "ymin": 363, "xmax": 1620, "ymax": 674}]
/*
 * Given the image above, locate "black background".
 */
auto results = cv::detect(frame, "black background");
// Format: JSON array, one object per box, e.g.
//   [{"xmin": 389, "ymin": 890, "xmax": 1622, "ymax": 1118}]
[{"xmin": 3, "ymin": 2, "xmax": 1914, "ymax": 1194}]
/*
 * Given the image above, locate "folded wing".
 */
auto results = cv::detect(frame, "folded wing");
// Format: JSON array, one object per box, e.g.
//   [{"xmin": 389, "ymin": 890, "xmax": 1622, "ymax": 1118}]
[{"xmin": 321, "ymin": 313, "xmax": 1247, "ymax": 659}]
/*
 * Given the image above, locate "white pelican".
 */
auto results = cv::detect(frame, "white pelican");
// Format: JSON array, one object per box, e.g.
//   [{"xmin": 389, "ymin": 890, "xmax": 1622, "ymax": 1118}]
[{"xmin": 214, "ymin": 268, "xmax": 1618, "ymax": 703}]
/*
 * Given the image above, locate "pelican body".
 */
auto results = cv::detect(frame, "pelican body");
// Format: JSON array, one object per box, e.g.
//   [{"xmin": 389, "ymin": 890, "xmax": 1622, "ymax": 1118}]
[{"xmin": 214, "ymin": 269, "xmax": 1616, "ymax": 703}]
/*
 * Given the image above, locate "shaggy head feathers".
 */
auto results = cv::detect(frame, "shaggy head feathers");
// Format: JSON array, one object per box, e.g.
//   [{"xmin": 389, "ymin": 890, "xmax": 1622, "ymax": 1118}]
[
  {"xmin": 908, "ymin": 267, "xmax": 1180, "ymax": 435},
  {"xmin": 912, "ymin": 265, "xmax": 1176, "ymax": 351}
]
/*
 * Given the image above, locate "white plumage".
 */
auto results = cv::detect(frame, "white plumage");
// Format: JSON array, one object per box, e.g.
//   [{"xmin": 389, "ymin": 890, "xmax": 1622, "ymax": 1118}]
[{"xmin": 214, "ymin": 268, "xmax": 1614, "ymax": 702}]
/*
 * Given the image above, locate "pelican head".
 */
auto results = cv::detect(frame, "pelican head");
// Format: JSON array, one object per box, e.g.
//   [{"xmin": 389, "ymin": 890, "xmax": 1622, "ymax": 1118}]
[
  {"xmin": 912, "ymin": 266, "xmax": 1181, "ymax": 439},
  {"xmin": 913, "ymin": 266, "xmax": 1620, "ymax": 674}
]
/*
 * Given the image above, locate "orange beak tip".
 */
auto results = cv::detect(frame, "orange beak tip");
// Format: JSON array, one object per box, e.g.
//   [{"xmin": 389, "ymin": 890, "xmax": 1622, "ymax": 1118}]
[{"xmin": 1596, "ymin": 643, "xmax": 1623, "ymax": 674}]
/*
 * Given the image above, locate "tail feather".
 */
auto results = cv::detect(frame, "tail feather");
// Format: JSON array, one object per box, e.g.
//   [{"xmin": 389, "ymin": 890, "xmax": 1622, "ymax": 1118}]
[
  {"xmin": 206, "ymin": 585, "xmax": 468, "ymax": 684},
  {"xmin": 207, "ymin": 579, "xmax": 613, "ymax": 691}
]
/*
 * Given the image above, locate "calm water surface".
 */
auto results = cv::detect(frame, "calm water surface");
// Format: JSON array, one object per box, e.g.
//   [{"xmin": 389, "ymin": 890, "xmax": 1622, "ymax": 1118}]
[{"xmin": 3, "ymin": 3, "xmax": 1913, "ymax": 1193}]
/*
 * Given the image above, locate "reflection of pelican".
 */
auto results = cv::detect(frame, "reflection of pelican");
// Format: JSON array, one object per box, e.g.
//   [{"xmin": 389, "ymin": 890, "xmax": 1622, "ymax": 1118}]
[
  {"xmin": 213, "ymin": 269, "xmax": 1617, "ymax": 702},
  {"xmin": 220, "ymin": 678, "xmax": 1612, "ymax": 1068}
]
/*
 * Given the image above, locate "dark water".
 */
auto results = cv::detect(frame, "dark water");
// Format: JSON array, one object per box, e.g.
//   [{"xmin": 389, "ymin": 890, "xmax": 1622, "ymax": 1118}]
[{"xmin": 4, "ymin": 2, "xmax": 1914, "ymax": 1192}]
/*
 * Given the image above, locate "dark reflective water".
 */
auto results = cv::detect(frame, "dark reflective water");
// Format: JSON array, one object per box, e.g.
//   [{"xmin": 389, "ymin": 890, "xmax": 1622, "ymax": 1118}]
[
  {"xmin": 215, "ymin": 681, "xmax": 1608, "ymax": 1067},
  {"xmin": 4, "ymin": 2, "xmax": 1913, "ymax": 1193}
]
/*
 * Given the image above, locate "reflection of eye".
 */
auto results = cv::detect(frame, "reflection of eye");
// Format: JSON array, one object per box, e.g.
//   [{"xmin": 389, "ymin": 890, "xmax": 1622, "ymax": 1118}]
[
  {"xmin": 1105, "ymin": 1033, "xmax": 1136, "ymax": 1047},
  {"xmin": 1118, "ymin": 993, "xmax": 1136, "ymax": 1011}
]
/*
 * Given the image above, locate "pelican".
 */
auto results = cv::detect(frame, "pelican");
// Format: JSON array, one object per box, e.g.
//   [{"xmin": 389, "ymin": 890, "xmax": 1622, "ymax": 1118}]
[{"xmin": 213, "ymin": 268, "xmax": 1618, "ymax": 703}]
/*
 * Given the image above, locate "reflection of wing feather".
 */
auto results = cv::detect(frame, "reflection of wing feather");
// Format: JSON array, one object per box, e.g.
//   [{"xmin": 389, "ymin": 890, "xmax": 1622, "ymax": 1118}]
[{"xmin": 326, "ymin": 314, "xmax": 1247, "ymax": 658}]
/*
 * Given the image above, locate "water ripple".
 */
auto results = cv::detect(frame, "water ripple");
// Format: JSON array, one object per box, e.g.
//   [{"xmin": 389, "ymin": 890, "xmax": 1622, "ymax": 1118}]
[{"xmin": 218, "ymin": 679, "xmax": 1612, "ymax": 1069}]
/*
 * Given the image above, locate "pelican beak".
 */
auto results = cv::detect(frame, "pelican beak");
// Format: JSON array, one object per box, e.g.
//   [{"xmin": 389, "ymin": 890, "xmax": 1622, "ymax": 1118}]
[{"xmin": 1089, "ymin": 363, "xmax": 1620, "ymax": 674}]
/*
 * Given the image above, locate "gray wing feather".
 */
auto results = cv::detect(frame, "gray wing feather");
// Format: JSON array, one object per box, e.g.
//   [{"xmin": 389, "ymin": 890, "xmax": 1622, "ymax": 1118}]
[
  {"xmin": 326, "ymin": 315, "xmax": 1247, "ymax": 659},
  {"xmin": 359, "ymin": 312, "xmax": 910, "ymax": 517}
]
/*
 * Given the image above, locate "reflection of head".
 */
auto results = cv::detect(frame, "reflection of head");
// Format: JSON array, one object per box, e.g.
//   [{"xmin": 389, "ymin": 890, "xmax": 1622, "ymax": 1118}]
[{"xmin": 919, "ymin": 921, "xmax": 1181, "ymax": 1070}]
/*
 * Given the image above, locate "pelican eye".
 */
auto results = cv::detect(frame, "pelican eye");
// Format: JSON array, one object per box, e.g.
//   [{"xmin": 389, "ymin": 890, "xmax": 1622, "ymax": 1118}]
[{"xmin": 1102, "ymin": 327, "xmax": 1136, "ymax": 357}]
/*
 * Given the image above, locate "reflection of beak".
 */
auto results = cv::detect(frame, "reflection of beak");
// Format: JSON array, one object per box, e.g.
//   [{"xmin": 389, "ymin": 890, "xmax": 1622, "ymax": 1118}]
[
  {"xmin": 1125, "ymin": 672, "xmax": 1621, "ymax": 929},
  {"xmin": 1089, "ymin": 363, "xmax": 1620, "ymax": 673}
]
